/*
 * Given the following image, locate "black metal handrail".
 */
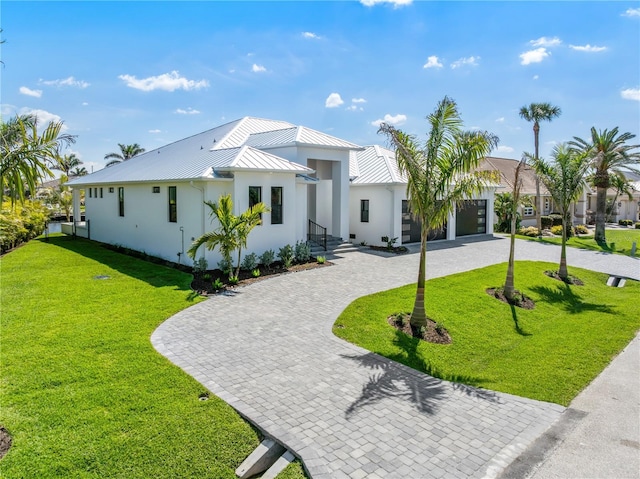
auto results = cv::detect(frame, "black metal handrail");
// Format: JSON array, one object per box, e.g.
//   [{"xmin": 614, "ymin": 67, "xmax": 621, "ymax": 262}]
[{"xmin": 308, "ymin": 219, "xmax": 327, "ymax": 251}]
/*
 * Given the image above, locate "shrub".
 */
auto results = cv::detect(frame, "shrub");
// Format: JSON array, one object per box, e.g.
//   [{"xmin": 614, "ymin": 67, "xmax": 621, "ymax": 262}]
[
  {"xmin": 217, "ymin": 258, "xmax": 231, "ymax": 275},
  {"xmin": 251, "ymin": 268, "xmax": 260, "ymax": 278},
  {"xmin": 192, "ymin": 257, "xmax": 208, "ymax": 275},
  {"xmin": 294, "ymin": 240, "xmax": 311, "ymax": 263},
  {"xmin": 203, "ymin": 273, "xmax": 211, "ymax": 281},
  {"xmin": 575, "ymin": 224, "xmax": 589, "ymax": 235},
  {"xmin": 212, "ymin": 278, "xmax": 224, "ymax": 291},
  {"xmin": 259, "ymin": 249, "xmax": 275, "ymax": 270},
  {"xmin": 241, "ymin": 252, "xmax": 258, "ymax": 271},
  {"xmin": 228, "ymin": 276, "xmax": 239, "ymax": 285},
  {"xmin": 550, "ymin": 225, "xmax": 563, "ymax": 236},
  {"xmin": 517, "ymin": 226, "xmax": 539, "ymax": 237},
  {"xmin": 548, "ymin": 214, "xmax": 563, "ymax": 227},
  {"xmin": 618, "ymin": 219, "xmax": 633, "ymax": 226},
  {"xmin": 540, "ymin": 215, "xmax": 553, "ymax": 230},
  {"xmin": 316, "ymin": 255, "xmax": 326, "ymax": 264},
  {"xmin": 0, "ymin": 200, "xmax": 50, "ymax": 253},
  {"xmin": 636, "ymin": 222, "xmax": 640, "ymax": 229},
  {"xmin": 278, "ymin": 244, "xmax": 294, "ymax": 269}
]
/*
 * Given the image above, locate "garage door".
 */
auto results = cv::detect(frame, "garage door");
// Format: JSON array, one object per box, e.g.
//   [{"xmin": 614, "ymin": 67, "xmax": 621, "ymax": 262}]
[
  {"xmin": 455, "ymin": 200, "xmax": 487, "ymax": 237},
  {"xmin": 402, "ymin": 200, "xmax": 446, "ymax": 242}
]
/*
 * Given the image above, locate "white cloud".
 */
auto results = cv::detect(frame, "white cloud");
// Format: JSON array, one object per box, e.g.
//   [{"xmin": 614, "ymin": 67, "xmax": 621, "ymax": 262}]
[
  {"xmin": 175, "ymin": 107, "xmax": 201, "ymax": 115},
  {"xmin": 149, "ymin": 129, "xmax": 162, "ymax": 133},
  {"xmin": 40, "ymin": 76, "xmax": 90, "ymax": 88},
  {"xmin": 118, "ymin": 71, "xmax": 208, "ymax": 92},
  {"xmin": 621, "ymin": 88, "xmax": 640, "ymax": 101},
  {"xmin": 530, "ymin": 36, "xmax": 562, "ymax": 47},
  {"xmin": 302, "ymin": 32, "xmax": 320, "ymax": 39},
  {"xmin": 82, "ymin": 102, "xmax": 89, "ymax": 106},
  {"xmin": 360, "ymin": 0, "xmax": 412, "ymax": 7},
  {"xmin": 533, "ymin": 75, "xmax": 539, "ymax": 80},
  {"xmin": 19, "ymin": 86, "xmax": 43, "ymax": 98},
  {"xmin": 423, "ymin": 55, "xmax": 443, "ymax": 69},
  {"xmin": 496, "ymin": 145, "xmax": 515, "ymax": 154},
  {"xmin": 622, "ymin": 8, "xmax": 640, "ymax": 17},
  {"xmin": 569, "ymin": 44, "xmax": 607, "ymax": 52},
  {"xmin": 20, "ymin": 108, "xmax": 68, "ymax": 130},
  {"xmin": 325, "ymin": 93, "xmax": 344, "ymax": 108},
  {"xmin": 495, "ymin": 117, "xmax": 505, "ymax": 123},
  {"xmin": 451, "ymin": 56, "xmax": 480, "ymax": 69},
  {"xmin": 371, "ymin": 113, "xmax": 407, "ymax": 127},
  {"xmin": 352, "ymin": 98, "xmax": 367, "ymax": 104},
  {"xmin": 252, "ymin": 64, "xmax": 267, "ymax": 73},
  {"xmin": 520, "ymin": 48, "xmax": 550, "ymax": 65}
]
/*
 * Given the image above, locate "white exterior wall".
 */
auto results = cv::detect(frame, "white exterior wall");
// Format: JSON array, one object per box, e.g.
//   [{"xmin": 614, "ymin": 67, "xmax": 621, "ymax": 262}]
[{"xmin": 349, "ymin": 184, "xmax": 404, "ymax": 246}]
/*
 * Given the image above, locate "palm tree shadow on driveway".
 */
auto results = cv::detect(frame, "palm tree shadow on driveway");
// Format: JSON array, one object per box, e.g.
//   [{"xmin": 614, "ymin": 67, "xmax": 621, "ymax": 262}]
[{"xmin": 341, "ymin": 330, "xmax": 500, "ymax": 420}]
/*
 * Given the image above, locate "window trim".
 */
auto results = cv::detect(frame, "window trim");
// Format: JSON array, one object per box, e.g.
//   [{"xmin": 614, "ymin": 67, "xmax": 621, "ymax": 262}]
[{"xmin": 168, "ymin": 186, "xmax": 177, "ymax": 223}]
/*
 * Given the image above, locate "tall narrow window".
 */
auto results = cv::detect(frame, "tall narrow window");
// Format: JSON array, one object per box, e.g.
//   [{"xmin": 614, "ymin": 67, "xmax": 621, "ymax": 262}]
[
  {"xmin": 118, "ymin": 187, "xmax": 125, "ymax": 217},
  {"xmin": 100, "ymin": 188, "xmax": 103, "ymax": 198},
  {"xmin": 168, "ymin": 186, "xmax": 177, "ymax": 223},
  {"xmin": 249, "ymin": 186, "xmax": 262, "ymax": 221},
  {"xmin": 89, "ymin": 188, "xmax": 93, "ymax": 198},
  {"xmin": 361, "ymin": 199, "xmax": 369, "ymax": 223},
  {"xmin": 271, "ymin": 187, "xmax": 283, "ymax": 225}
]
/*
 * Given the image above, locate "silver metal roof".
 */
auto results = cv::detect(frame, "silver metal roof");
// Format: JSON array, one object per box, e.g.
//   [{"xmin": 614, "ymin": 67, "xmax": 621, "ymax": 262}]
[
  {"xmin": 245, "ymin": 126, "xmax": 363, "ymax": 150},
  {"xmin": 351, "ymin": 145, "xmax": 407, "ymax": 185}
]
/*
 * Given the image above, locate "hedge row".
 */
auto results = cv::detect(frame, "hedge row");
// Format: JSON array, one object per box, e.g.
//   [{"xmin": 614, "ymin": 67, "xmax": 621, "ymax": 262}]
[{"xmin": 0, "ymin": 201, "xmax": 50, "ymax": 254}]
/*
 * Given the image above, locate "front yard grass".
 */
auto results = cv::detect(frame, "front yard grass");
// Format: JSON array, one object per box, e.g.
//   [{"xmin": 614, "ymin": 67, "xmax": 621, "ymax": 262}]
[
  {"xmin": 333, "ymin": 261, "xmax": 640, "ymax": 406},
  {"xmin": 516, "ymin": 228, "xmax": 640, "ymax": 257},
  {"xmin": 0, "ymin": 235, "xmax": 305, "ymax": 478}
]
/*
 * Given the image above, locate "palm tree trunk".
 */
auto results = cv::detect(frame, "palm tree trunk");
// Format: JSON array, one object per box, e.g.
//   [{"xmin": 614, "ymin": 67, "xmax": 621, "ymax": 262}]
[
  {"xmin": 504, "ymin": 216, "xmax": 517, "ymax": 300},
  {"xmin": 534, "ymin": 122, "xmax": 542, "ymax": 236},
  {"xmin": 410, "ymin": 229, "xmax": 428, "ymax": 328},
  {"xmin": 559, "ymin": 217, "xmax": 569, "ymax": 279},
  {"xmin": 595, "ymin": 186, "xmax": 607, "ymax": 244}
]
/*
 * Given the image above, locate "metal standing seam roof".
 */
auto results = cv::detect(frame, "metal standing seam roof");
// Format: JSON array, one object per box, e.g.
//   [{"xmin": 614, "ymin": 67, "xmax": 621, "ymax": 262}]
[
  {"xmin": 212, "ymin": 117, "xmax": 295, "ymax": 150},
  {"xmin": 351, "ymin": 145, "xmax": 407, "ymax": 185},
  {"xmin": 244, "ymin": 125, "xmax": 363, "ymax": 150}
]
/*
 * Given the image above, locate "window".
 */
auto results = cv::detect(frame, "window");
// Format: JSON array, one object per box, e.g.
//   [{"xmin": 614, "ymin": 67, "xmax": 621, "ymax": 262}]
[
  {"xmin": 361, "ymin": 199, "xmax": 369, "ymax": 223},
  {"xmin": 109, "ymin": 187, "xmax": 114, "ymax": 193},
  {"xmin": 152, "ymin": 186, "xmax": 160, "ymax": 193},
  {"xmin": 523, "ymin": 206, "xmax": 534, "ymax": 216},
  {"xmin": 249, "ymin": 186, "xmax": 262, "ymax": 221},
  {"xmin": 271, "ymin": 187, "xmax": 283, "ymax": 224},
  {"xmin": 94, "ymin": 188, "xmax": 98, "ymax": 198},
  {"xmin": 168, "ymin": 186, "xmax": 177, "ymax": 223},
  {"xmin": 118, "ymin": 187, "xmax": 124, "ymax": 217},
  {"xmin": 89, "ymin": 188, "xmax": 92, "ymax": 198},
  {"xmin": 100, "ymin": 188, "xmax": 103, "ymax": 198}
]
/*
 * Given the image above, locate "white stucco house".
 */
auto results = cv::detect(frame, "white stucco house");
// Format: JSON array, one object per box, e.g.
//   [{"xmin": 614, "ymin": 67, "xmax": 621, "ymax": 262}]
[{"xmin": 66, "ymin": 117, "xmax": 497, "ymax": 267}]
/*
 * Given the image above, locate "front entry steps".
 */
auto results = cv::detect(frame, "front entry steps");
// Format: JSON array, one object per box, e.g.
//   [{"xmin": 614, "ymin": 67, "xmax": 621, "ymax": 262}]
[
  {"xmin": 236, "ymin": 438, "xmax": 296, "ymax": 479},
  {"xmin": 309, "ymin": 235, "xmax": 359, "ymax": 255}
]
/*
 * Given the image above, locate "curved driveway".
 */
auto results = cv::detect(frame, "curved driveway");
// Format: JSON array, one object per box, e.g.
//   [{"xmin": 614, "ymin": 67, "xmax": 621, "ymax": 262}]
[{"xmin": 151, "ymin": 236, "xmax": 639, "ymax": 479}]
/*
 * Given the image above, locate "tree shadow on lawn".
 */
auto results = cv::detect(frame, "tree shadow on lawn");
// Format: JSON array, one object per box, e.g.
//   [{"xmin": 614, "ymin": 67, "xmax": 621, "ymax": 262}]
[
  {"xmin": 37, "ymin": 235, "xmax": 195, "ymax": 292},
  {"xmin": 510, "ymin": 304, "xmax": 532, "ymax": 337},
  {"xmin": 529, "ymin": 283, "xmax": 616, "ymax": 315},
  {"xmin": 342, "ymin": 330, "xmax": 498, "ymax": 419}
]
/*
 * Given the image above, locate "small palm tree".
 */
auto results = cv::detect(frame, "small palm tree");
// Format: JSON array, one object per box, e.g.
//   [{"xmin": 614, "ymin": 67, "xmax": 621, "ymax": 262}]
[
  {"xmin": 104, "ymin": 143, "xmax": 145, "ymax": 167},
  {"xmin": 519, "ymin": 103, "xmax": 562, "ymax": 234},
  {"xmin": 233, "ymin": 203, "xmax": 270, "ymax": 279},
  {"xmin": 503, "ymin": 158, "xmax": 527, "ymax": 301},
  {"xmin": 378, "ymin": 96, "xmax": 498, "ymax": 328},
  {"xmin": 55, "ymin": 152, "xmax": 83, "ymax": 176},
  {"xmin": 70, "ymin": 166, "xmax": 88, "ymax": 177},
  {"xmin": 570, "ymin": 127, "xmax": 640, "ymax": 243},
  {"xmin": 532, "ymin": 144, "xmax": 591, "ymax": 279}
]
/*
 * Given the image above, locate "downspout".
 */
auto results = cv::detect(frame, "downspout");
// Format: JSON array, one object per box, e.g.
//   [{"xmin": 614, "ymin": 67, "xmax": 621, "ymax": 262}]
[
  {"xmin": 386, "ymin": 186, "xmax": 396, "ymax": 244},
  {"xmin": 190, "ymin": 181, "xmax": 205, "ymax": 261}
]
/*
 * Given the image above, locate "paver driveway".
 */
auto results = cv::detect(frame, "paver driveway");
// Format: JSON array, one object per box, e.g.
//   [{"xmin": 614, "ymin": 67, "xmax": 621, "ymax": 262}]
[{"xmin": 151, "ymin": 236, "xmax": 639, "ymax": 479}]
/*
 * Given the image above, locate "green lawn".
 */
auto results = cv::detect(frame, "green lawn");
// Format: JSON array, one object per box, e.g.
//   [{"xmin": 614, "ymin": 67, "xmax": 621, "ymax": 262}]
[
  {"xmin": 516, "ymin": 228, "xmax": 640, "ymax": 256},
  {"xmin": 0, "ymin": 235, "xmax": 306, "ymax": 478},
  {"xmin": 333, "ymin": 261, "xmax": 640, "ymax": 406}
]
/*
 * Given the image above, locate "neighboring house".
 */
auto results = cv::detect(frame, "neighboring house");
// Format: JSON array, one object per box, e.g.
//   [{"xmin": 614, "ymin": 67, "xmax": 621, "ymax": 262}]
[
  {"xmin": 479, "ymin": 156, "xmax": 592, "ymax": 226},
  {"xmin": 66, "ymin": 117, "xmax": 497, "ymax": 267},
  {"xmin": 586, "ymin": 171, "xmax": 640, "ymax": 223},
  {"xmin": 349, "ymin": 146, "xmax": 497, "ymax": 245}
]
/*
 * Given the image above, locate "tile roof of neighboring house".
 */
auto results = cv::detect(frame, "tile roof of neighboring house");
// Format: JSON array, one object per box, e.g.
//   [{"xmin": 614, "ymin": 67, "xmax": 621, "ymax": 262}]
[
  {"xmin": 478, "ymin": 156, "xmax": 550, "ymax": 196},
  {"xmin": 351, "ymin": 145, "xmax": 406, "ymax": 185}
]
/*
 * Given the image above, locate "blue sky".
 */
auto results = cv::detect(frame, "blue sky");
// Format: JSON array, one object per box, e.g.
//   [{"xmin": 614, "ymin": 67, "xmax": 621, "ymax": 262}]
[{"xmin": 2, "ymin": 1, "xmax": 639, "ymax": 174}]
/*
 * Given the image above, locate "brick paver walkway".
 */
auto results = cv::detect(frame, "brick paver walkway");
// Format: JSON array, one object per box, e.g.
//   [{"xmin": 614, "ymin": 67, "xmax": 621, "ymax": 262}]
[{"xmin": 151, "ymin": 236, "xmax": 639, "ymax": 479}]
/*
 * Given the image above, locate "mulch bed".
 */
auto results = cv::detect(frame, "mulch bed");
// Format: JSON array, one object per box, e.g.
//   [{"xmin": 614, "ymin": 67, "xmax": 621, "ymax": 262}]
[
  {"xmin": 368, "ymin": 245, "xmax": 409, "ymax": 254},
  {"xmin": 544, "ymin": 270, "xmax": 584, "ymax": 286},
  {"xmin": 387, "ymin": 313, "xmax": 452, "ymax": 344},
  {"xmin": 0, "ymin": 427, "xmax": 11, "ymax": 460},
  {"xmin": 191, "ymin": 260, "xmax": 331, "ymax": 295},
  {"xmin": 486, "ymin": 288, "xmax": 536, "ymax": 309}
]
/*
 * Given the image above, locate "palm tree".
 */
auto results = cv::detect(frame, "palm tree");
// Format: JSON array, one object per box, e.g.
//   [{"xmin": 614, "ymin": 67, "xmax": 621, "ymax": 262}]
[
  {"xmin": 104, "ymin": 143, "xmax": 145, "ymax": 167},
  {"xmin": 378, "ymin": 96, "xmax": 498, "ymax": 328},
  {"xmin": 519, "ymin": 102, "xmax": 562, "ymax": 234},
  {"xmin": 70, "ymin": 166, "xmax": 88, "ymax": 177},
  {"xmin": 55, "ymin": 152, "xmax": 83, "ymax": 176},
  {"xmin": 605, "ymin": 173, "xmax": 635, "ymax": 221},
  {"xmin": 1, "ymin": 114, "xmax": 75, "ymax": 205},
  {"xmin": 570, "ymin": 128, "xmax": 640, "ymax": 243},
  {"xmin": 532, "ymin": 144, "xmax": 591, "ymax": 279},
  {"xmin": 233, "ymin": 203, "xmax": 270, "ymax": 279},
  {"xmin": 503, "ymin": 158, "xmax": 527, "ymax": 301}
]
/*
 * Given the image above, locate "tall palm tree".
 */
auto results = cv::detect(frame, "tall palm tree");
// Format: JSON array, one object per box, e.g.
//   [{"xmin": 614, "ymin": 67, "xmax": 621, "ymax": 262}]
[
  {"xmin": 1, "ymin": 114, "xmax": 75, "ymax": 205},
  {"xmin": 503, "ymin": 158, "xmax": 527, "ymax": 301},
  {"xmin": 378, "ymin": 96, "xmax": 498, "ymax": 328},
  {"xmin": 70, "ymin": 166, "xmax": 88, "ymax": 177},
  {"xmin": 570, "ymin": 127, "xmax": 640, "ymax": 243},
  {"xmin": 519, "ymin": 102, "xmax": 562, "ymax": 234},
  {"xmin": 104, "ymin": 143, "xmax": 145, "ymax": 167},
  {"xmin": 55, "ymin": 152, "xmax": 83, "ymax": 176},
  {"xmin": 532, "ymin": 144, "xmax": 591, "ymax": 279}
]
